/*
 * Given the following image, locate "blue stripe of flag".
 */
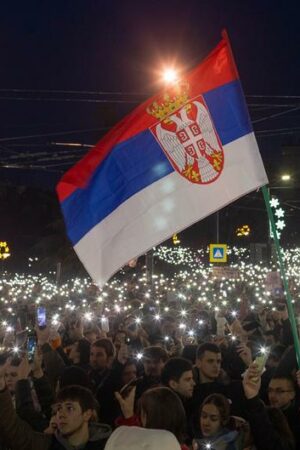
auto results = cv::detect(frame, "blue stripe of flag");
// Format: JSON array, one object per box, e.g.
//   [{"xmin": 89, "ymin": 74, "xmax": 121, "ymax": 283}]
[
  {"xmin": 203, "ymin": 79, "xmax": 253, "ymax": 145},
  {"xmin": 61, "ymin": 80, "xmax": 252, "ymax": 245}
]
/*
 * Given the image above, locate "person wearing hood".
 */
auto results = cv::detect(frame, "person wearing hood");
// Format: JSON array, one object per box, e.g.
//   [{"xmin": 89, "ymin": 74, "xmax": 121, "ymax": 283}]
[
  {"xmin": 0, "ymin": 359, "xmax": 111, "ymax": 450},
  {"xmin": 104, "ymin": 426, "xmax": 181, "ymax": 450}
]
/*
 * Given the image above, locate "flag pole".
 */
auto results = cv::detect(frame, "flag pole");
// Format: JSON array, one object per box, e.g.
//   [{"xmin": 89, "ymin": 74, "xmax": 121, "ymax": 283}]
[{"xmin": 261, "ymin": 185, "xmax": 300, "ymax": 367}]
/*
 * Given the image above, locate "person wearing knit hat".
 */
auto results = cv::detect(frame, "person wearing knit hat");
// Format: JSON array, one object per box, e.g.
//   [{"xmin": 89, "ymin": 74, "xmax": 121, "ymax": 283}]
[{"xmin": 104, "ymin": 426, "xmax": 181, "ymax": 450}]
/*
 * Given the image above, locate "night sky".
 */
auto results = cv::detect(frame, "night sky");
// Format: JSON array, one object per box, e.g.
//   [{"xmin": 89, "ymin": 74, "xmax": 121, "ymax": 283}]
[{"xmin": 0, "ymin": 0, "xmax": 299, "ymax": 270}]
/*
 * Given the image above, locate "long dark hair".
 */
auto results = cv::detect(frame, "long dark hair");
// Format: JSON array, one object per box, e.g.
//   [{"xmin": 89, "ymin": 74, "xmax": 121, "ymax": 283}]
[{"xmin": 139, "ymin": 387, "xmax": 186, "ymax": 443}]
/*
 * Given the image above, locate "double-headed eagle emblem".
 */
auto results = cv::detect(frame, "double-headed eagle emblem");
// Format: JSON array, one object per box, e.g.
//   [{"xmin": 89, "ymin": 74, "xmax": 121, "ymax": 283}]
[{"xmin": 148, "ymin": 81, "xmax": 224, "ymax": 184}]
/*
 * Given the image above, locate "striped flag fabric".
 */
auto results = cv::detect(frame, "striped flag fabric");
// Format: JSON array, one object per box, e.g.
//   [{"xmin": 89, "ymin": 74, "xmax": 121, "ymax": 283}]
[{"xmin": 57, "ymin": 33, "xmax": 268, "ymax": 286}]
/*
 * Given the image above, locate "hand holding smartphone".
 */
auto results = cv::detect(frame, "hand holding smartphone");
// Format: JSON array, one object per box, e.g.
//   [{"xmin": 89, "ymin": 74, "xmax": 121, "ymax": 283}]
[
  {"xmin": 101, "ymin": 317, "xmax": 109, "ymax": 333},
  {"xmin": 119, "ymin": 377, "xmax": 142, "ymax": 398},
  {"xmin": 251, "ymin": 351, "xmax": 269, "ymax": 382},
  {"xmin": 27, "ymin": 336, "xmax": 37, "ymax": 363},
  {"xmin": 253, "ymin": 352, "xmax": 268, "ymax": 372}
]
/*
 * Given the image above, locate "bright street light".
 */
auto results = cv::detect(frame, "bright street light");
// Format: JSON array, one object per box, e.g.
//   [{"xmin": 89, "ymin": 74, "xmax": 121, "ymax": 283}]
[
  {"xmin": 281, "ymin": 174, "xmax": 291, "ymax": 181},
  {"xmin": 162, "ymin": 68, "xmax": 178, "ymax": 84}
]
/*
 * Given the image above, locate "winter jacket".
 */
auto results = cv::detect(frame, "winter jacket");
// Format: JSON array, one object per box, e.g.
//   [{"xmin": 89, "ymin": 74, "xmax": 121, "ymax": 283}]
[
  {"xmin": 88, "ymin": 368, "xmax": 111, "ymax": 393},
  {"xmin": 104, "ymin": 426, "xmax": 181, "ymax": 450},
  {"xmin": 50, "ymin": 423, "xmax": 111, "ymax": 450},
  {"xmin": 41, "ymin": 343, "xmax": 66, "ymax": 390},
  {"xmin": 96, "ymin": 361, "xmax": 125, "ymax": 426},
  {"xmin": 15, "ymin": 378, "xmax": 48, "ymax": 432},
  {"xmin": 32, "ymin": 374, "xmax": 55, "ymax": 421},
  {"xmin": 193, "ymin": 428, "xmax": 244, "ymax": 450},
  {"xmin": 282, "ymin": 402, "xmax": 300, "ymax": 449},
  {"xmin": 0, "ymin": 388, "xmax": 111, "ymax": 450},
  {"xmin": 15, "ymin": 375, "xmax": 54, "ymax": 431},
  {"xmin": 244, "ymin": 395, "xmax": 295, "ymax": 450}
]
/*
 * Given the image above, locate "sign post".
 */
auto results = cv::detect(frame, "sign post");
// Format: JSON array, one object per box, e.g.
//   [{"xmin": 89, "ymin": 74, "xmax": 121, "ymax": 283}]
[{"xmin": 209, "ymin": 244, "xmax": 227, "ymax": 263}]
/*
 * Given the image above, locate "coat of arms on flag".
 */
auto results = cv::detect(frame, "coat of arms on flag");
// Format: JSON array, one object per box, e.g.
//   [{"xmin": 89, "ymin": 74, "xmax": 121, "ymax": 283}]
[
  {"xmin": 148, "ymin": 82, "xmax": 224, "ymax": 184},
  {"xmin": 57, "ymin": 32, "xmax": 268, "ymax": 287}
]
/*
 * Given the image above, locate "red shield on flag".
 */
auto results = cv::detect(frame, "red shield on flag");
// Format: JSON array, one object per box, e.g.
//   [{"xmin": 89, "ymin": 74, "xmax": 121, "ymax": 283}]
[{"xmin": 150, "ymin": 96, "xmax": 224, "ymax": 184}]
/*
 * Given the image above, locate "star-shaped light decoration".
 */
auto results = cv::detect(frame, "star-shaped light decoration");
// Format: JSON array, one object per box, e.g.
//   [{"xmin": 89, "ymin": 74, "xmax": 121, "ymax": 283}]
[
  {"xmin": 276, "ymin": 220, "xmax": 286, "ymax": 231},
  {"xmin": 275, "ymin": 208, "xmax": 285, "ymax": 219},
  {"xmin": 270, "ymin": 228, "xmax": 281, "ymax": 240},
  {"xmin": 269, "ymin": 196, "xmax": 286, "ymax": 240},
  {"xmin": 270, "ymin": 197, "xmax": 280, "ymax": 208}
]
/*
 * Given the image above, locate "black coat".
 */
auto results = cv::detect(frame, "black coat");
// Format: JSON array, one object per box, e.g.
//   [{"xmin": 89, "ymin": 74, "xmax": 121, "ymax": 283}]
[
  {"xmin": 50, "ymin": 423, "xmax": 111, "ymax": 450},
  {"xmin": 244, "ymin": 396, "xmax": 295, "ymax": 450}
]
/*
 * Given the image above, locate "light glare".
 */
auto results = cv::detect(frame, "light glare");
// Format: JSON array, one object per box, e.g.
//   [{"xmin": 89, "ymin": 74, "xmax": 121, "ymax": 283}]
[{"xmin": 162, "ymin": 68, "xmax": 178, "ymax": 83}]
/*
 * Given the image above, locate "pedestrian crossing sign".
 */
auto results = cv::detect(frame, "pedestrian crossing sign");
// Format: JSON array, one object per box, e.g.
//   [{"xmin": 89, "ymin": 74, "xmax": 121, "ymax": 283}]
[{"xmin": 209, "ymin": 244, "xmax": 227, "ymax": 263}]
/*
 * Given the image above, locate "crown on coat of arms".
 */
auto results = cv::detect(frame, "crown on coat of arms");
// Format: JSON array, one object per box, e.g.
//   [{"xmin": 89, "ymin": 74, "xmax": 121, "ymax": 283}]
[{"xmin": 147, "ymin": 80, "xmax": 190, "ymax": 122}]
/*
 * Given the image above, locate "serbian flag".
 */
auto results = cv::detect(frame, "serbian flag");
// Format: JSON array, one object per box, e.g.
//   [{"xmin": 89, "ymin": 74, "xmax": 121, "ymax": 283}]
[{"xmin": 57, "ymin": 32, "xmax": 268, "ymax": 286}]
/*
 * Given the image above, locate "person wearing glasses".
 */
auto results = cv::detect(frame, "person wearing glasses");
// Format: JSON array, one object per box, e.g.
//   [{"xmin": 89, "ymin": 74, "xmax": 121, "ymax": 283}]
[
  {"xmin": 267, "ymin": 375, "xmax": 300, "ymax": 447},
  {"xmin": 242, "ymin": 364, "xmax": 295, "ymax": 450},
  {"xmin": 267, "ymin": 376, "xmax": 296, "ymax": 410}
]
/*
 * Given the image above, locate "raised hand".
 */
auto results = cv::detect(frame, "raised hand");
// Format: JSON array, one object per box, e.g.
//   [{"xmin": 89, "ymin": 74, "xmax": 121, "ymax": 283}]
[
  {"xmin": 242, "ymin": 362, "xmax": 262, "ymax": 399},
  {"xmin": 16, "ymin": 355, "xmax": 32, "ymax": 381},
  {"xmin": 32, "ymin": 347, "xmax": 43, "ymax": 378},
  {"xmin": 69, "ymin": 318, "xmax": 84, "ymax": 341},
  {"xmin": 35, "ymin": 325, "xmax": 51, "ymax": 346},
  {"xmin": 115, "ymin": 386, "xmax": 136, "ymax": 419},
  {"xmin": 236, "ymin": 343, "xmax": 252, "ymax": 367},
  {"xmin": 43, "ymin": 415, "xmax": 58, "ymax": 434}
]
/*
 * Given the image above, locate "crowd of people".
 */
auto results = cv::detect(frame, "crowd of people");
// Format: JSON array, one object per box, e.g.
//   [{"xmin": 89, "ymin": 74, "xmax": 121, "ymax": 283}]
[{"xmin": 0, "ymin": 247, "xmax": 299, "ymax": 449}]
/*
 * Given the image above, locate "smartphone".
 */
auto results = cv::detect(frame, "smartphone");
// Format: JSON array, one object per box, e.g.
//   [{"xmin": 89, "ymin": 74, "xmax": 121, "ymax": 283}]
[
  {"xmin": 251, "ymin": 352, "xmax": 269, "ymax": 382},
  {"xmin": 101, "ymin": 317, "xmax": 109, "ymax": 333},
  {"xmin": 37, "ymin": 307, "xmax": 47, "ymax": 328},
  {"xmin": 254, "ymin": 352, "xmax": 268, "ymax": 371},
  {"xmin": 119, "ymin": 376, "xmax": 142, "ymax": 398},
  {"xmin": 27, "ymin": 336, "xmax": 37, "ymax": 363}
]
